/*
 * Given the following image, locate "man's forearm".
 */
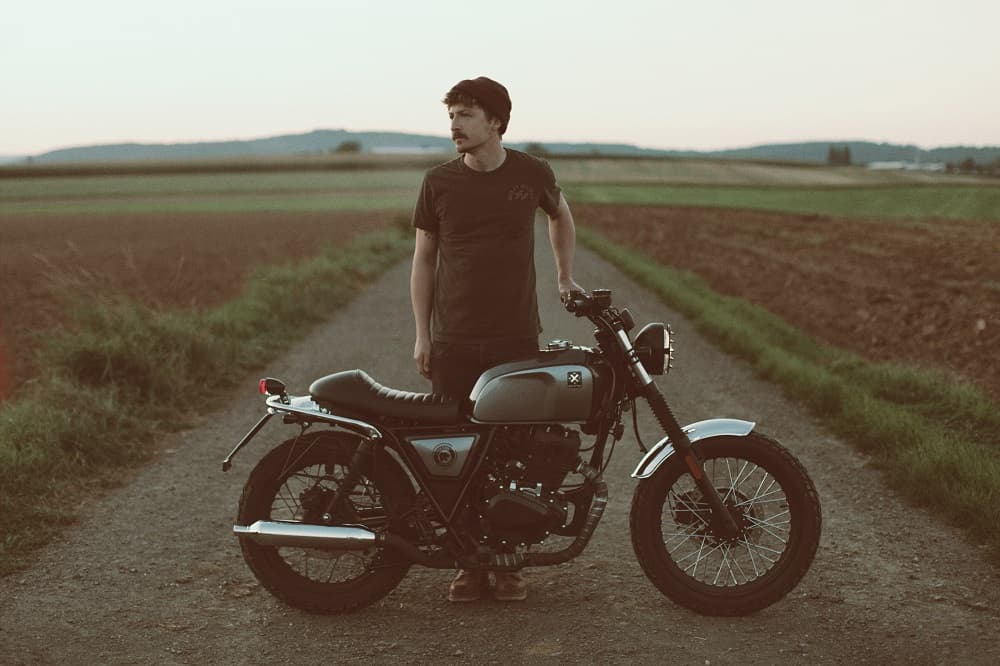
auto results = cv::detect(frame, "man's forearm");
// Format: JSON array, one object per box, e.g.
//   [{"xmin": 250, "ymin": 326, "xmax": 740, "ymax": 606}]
[
  {"xmin": 410, "ymin": 256, "xmax": 435, "ymax": 339},
  {"xmin": 548, "ymin": 206, "xmax": 577, "ymax": 281}
]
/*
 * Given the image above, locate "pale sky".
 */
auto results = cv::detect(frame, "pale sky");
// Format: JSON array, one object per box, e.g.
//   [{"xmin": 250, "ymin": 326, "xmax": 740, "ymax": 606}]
[{"xmin": 2, "ymin": 0, "xmax": 998, "ymax": 156}]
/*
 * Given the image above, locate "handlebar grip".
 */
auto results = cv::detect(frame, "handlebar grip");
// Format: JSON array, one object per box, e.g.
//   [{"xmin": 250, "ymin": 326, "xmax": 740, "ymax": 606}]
[
  {"xmin": 563, "ymin": 290, "xmax": 590, "ymax": 312},
  {"xmin": 563, "ymin": 290, "xmax": 589, "ymax": 314}
]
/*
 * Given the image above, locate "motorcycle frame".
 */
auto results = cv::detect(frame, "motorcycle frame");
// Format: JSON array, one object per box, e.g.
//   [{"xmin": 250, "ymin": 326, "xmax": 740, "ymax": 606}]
[
  {"xmin": 228, "ymin": 289, "xmax": 748, "ymax": 559},
  {"xmin": 229, "ymin": 371, "xmax": 624, "ymax": 552}
]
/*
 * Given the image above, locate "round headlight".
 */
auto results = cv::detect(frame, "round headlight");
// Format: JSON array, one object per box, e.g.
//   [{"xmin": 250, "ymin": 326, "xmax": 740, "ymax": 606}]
[{"xmin": 635, "ymin": 323, "xmax": 667, "ymax": 375}]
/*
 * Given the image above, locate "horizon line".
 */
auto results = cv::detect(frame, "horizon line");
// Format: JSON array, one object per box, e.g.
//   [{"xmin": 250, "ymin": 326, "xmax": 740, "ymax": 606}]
[{"xmin": 5, "ymin": 128, "xmax": 1000, "ymax": 159}]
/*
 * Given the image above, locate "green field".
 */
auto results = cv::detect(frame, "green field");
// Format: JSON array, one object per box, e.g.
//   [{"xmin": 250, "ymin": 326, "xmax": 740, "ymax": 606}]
[
  {"xmin": 564, "ymin": 183, "xmax": 1000, "ymax": 221},
  {"xmin": 550, "ymin": 157, "xmax": 985, "ymax": 186},
  {"xmin": 0, "ymin": 170, "xmax": 424, "ymax": 214},
  {"xmin": 4, "ymin": 157, "xmax": 997, "ymax": 219}
]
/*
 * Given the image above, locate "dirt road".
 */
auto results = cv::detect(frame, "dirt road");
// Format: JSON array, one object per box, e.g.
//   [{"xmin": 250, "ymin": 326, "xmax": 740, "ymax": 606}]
[{"xmin": 2, "ymin": 226, "xmax": 998, "ymax": 665}]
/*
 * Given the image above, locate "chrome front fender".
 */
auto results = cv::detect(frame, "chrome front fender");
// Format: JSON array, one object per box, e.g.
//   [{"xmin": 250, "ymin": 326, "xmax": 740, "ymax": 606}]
[{"xmin": 631, "ymin": 418, "xmax": 756, "ymax": 479}]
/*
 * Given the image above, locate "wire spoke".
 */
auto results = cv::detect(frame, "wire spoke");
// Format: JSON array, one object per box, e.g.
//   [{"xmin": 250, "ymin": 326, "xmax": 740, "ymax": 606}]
[
  {"xmin": 660, "ymin": 454, "xmax": 799, "ymax": 587},
  {"xmin": 742, "ymin": 536, "xmax": 763, "ymax": 577},
  {"xmin": 729, "ymin": 547, "xmax": 750, "ymax": 583},
  {"xmin": 670, "ymin": 532, "xmax": 711, "ymax": 557},
  {"xmin": 275, "ymin": 480, "xmax": 301, "ymax": 518},
  {"xmin": 748, "ymin": 478, "xmax": 780, "ymax": 504},
  {"xmin": 747, "ymin": 522, "xmax": 790, "ymax": 546},
  {"xmin": 741, "ymin": 540, "xmax": 784, "ymax": 558},
  {"xmin": 683, "ymin": 540, "xmax": 727, "ymax": 576},
  {"xmin": 325, "ymin": 557, "xmax": 340, "ymax": 583},
  {"xmin": 713, "ymin": 545, "xmax": 738, "ymax": 586},
  {"xmin": 734, "ymin": 496, "xmax": 787, "ymax": 507},
  {"xmin": 720, "ymin": 459, "xmax": 748, "ymax": 503},
  {"xmin": 669, "ymin": 492, "xmax": 711, "ymax": 527},
  {"xmin": 266, "ymin": 456, "xmax": 384, "ymax": 585},
  {"xmin": 747, "ymin": 510, "xmax": 791, "ymax": 530}
]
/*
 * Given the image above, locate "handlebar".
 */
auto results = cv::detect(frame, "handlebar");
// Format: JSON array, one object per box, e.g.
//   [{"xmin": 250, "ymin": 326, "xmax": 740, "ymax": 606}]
[
  {"xmin": 563, "ymin": 288, "xmax": 613, "ymax": 317},
  {"xmin": 563, "ymin": 291, "xmax": 589, "ymax": 315}
]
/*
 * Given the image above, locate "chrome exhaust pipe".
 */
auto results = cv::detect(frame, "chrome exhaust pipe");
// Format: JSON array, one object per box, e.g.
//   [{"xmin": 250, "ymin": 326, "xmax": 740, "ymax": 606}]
[{"xmin": 234, "ymin": 521, "xmax": 377, "ymax": 550}]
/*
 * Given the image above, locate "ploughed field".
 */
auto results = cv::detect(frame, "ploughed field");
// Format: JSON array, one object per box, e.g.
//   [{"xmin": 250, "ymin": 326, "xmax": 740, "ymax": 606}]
[
  {"xmin": 3, "ymin": 201, "xmax": 996, "ymax": 404},
  {"xmin": 0, "ymin": 210, "xmax": 398, "ymax": 395},
  {"xmin": 577, "ymin": 203, "xmax": 1000, "ymax": 401}
]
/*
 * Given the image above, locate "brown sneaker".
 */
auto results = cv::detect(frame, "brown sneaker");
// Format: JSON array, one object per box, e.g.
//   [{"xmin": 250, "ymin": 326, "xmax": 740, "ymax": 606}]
[
  {"xmin": 448, "ymin": 569, "xmax": 485, "ymax": 602},
  {"xmin": 493, "ymin": 571, "xmax": 527, "ymax": 601}
]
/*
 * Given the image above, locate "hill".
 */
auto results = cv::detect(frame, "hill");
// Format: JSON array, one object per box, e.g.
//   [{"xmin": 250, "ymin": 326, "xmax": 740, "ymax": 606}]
[
  {"xmin": 705, "ymin": 141, "xmax": 1000, "ymax": 166},
  {"xmin": 29, "ymin": 130, "xmax": 451, "ymax": 164},
  {"xmin": 20, "ymin": 131, "xmax": 1000, "ymax": 166}
]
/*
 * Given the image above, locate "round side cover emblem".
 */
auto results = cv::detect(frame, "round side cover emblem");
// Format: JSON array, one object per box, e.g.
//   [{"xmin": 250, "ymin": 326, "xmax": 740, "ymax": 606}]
[{"xmin": 433, "ymin": 444, "xmax": 456, "ymax": 467}]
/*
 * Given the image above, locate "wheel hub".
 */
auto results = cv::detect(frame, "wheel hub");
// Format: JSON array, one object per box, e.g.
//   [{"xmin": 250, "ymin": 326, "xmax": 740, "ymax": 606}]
[
  {"xmin": 672, "ymin": 488, "xmax": 758, "ymax": 544},
  {"xmin": 297, "ymin": 484, "xmax": 326, "ymax": 523}
]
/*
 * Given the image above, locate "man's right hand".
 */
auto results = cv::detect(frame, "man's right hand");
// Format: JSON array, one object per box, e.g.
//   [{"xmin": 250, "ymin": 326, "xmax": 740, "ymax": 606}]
[{"xmin": 414, "ymin": 337, "xmax": 432, "ymax": 379}]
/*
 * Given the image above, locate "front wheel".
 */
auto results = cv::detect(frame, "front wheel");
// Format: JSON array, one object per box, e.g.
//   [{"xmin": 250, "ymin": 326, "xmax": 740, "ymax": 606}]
[
  {"xmin": 237, "ymin": 430, "xmax": 416, "ymax": 613},
  {"xmin": 630, "ymin": 432, "xmax": 821, "ymax": 616}
]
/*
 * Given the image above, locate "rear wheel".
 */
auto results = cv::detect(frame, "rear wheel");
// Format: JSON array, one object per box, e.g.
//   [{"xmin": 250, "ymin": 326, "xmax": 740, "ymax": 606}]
[
  {"xmin": 237, "ymin": 431, "xmax": 415, "ymax": 613},
  {"xmin": 630, "ymin": 432, "xmax": 821, "ymax": 616}
]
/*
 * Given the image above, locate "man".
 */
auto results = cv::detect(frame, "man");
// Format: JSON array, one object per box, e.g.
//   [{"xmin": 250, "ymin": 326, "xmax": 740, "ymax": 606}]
[{"xmin": 410, "ymin": 76, "xmax": 583, "ymax": 602}]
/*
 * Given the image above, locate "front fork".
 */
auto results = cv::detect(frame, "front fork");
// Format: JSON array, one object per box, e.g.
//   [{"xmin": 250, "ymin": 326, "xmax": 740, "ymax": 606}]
[
  {"xmin": 618, "ymin": 328, "xmax": 741, "ymax": 538},
  {"xmin": 643, "ymin": 384, "xmax": 741, "ymax": 538}
]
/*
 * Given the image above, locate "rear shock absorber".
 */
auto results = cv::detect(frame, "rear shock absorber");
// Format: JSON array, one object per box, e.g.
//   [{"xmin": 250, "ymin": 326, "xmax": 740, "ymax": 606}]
[{"xmin": 321, "ymin": 437, "xmax": 377, "ymax": 523}]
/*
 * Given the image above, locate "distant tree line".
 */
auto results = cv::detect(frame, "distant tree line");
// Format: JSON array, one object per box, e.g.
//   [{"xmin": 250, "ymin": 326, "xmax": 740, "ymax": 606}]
[
  {"xmin": 334, "ymin": 140, "xmax": 362, "ymax": 154},
  {"xmin": 827, "ymin": 144, "xmax": 852, "ymax": 166},
  {"xmin": 945, "ymin": 157, "xmax": 1000, "ymax": 177},
  {"xmin": 524, "ymin": 142, "xmax": 550, "ymax": 157}
]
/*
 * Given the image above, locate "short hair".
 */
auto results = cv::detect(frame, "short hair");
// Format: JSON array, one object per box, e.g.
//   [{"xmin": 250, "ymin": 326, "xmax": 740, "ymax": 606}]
[{"xmin": 442, "ymin": 90, "xmax": 508, "ymax": 136}]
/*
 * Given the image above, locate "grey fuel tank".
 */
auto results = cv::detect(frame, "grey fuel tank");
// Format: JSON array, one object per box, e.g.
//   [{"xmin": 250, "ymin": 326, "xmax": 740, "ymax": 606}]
[{"xmin": 469, "ymin": 347, "xmax": 606, "ymax": 424}]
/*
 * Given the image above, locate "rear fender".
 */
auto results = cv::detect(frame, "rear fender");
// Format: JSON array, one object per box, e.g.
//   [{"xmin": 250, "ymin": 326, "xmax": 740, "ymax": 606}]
[
  {"xmin": 221, "ymin": 394, "xmax": 382, "ymax": 472},
  {"xmin": 631, "ymin": 418, "xmax": 755, "ymax": 479}
]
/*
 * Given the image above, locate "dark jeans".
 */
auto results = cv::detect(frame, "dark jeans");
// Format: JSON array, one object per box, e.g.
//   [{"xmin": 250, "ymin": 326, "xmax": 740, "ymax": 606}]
[{"xmin": 431, "ymin": 337, "xmax": 538, "ymax": 399}]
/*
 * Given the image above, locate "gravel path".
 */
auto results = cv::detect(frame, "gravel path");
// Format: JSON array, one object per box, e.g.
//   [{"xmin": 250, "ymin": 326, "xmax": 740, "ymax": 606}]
[{"xmin": 2, "ymin": 225, "xmax": 998, "ymax": 665}]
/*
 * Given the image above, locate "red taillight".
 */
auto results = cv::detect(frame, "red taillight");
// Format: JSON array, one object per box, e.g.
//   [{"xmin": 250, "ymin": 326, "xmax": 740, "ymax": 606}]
[{"xmin": 259, "ymin": 377, "xmax": 287, "ymax": 396}]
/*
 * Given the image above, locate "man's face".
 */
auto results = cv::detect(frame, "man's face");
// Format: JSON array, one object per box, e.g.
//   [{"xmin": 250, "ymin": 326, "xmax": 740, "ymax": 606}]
[{"xmin": 448, "ymin": 103, "xmax": 499, "ymax": 153}]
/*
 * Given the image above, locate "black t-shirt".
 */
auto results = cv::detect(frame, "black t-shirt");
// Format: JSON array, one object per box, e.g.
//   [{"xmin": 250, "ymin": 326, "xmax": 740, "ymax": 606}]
[{"xmin": 412, "ymin": 149, "xmax": 562, "ymax": 343}]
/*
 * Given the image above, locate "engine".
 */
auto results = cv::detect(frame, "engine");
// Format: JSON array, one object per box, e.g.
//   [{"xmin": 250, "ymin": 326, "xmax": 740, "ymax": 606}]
[{"xmin": 476, "ymin": 425, "xmax": 582, "ymax": 546}]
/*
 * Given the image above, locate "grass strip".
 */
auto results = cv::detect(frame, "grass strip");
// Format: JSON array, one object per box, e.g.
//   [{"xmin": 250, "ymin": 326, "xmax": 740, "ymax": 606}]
[
  {"xmin": 579, "ymin": 227, "xmax": 1000, "ymax": 561},
  {"xmin": 0, "ymin": 229, "xmax": 412, "ymax": 575}
]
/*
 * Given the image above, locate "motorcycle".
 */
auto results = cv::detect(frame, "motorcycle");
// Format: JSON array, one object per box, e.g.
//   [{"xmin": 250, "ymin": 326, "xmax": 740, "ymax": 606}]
[{"xmin": 224, "ymin": 289, "xmax": 821, "ymax": 616}]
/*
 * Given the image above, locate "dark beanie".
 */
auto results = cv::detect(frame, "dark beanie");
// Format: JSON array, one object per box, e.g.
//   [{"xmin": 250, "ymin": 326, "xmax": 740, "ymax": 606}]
[{"xmin": 447, "ymin": 76, "xmax": 512, "ymax": 135}]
